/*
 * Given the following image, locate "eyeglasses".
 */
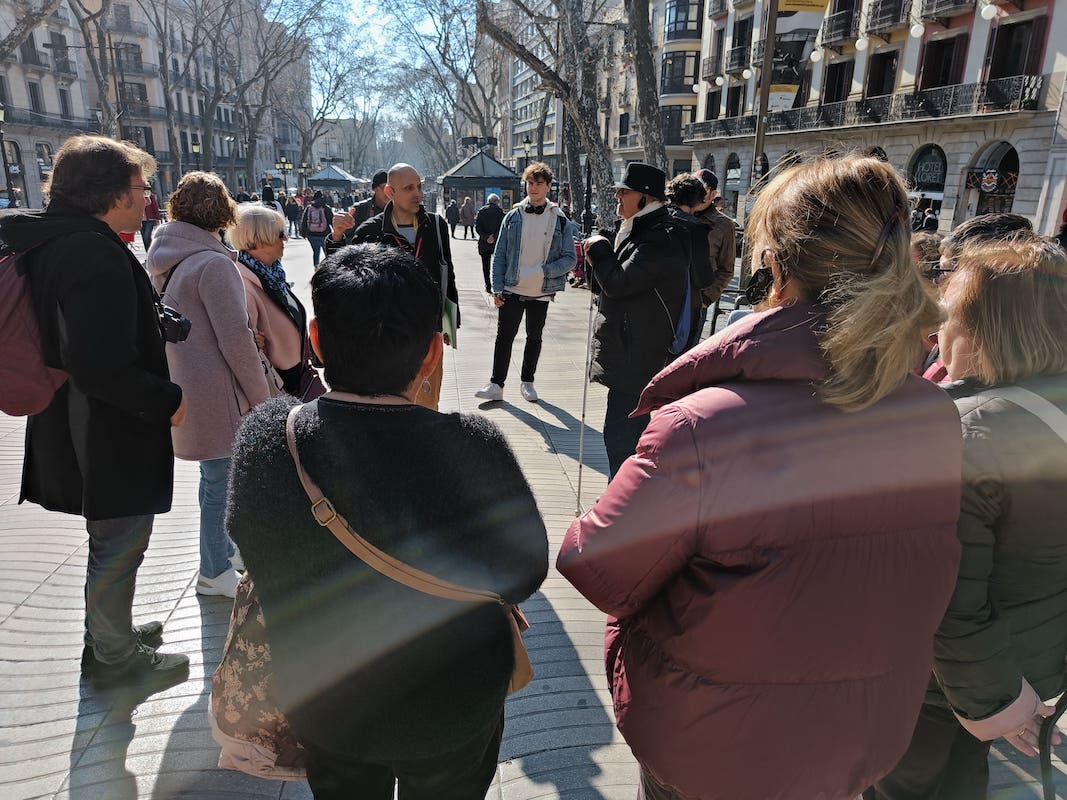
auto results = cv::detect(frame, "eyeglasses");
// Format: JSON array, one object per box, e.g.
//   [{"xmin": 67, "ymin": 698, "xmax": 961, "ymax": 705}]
[{"xmin": 130, "ymin": 184, "xmax": 153, "ymax": 198}]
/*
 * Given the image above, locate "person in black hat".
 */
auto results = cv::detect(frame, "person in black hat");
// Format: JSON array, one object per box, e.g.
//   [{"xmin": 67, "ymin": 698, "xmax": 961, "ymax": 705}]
[
  {"xmin": 582, "ymin": 162, "xmax": 690, "ymax": 478},
  {"xmin": 350, "ymin": 170, "xmax": 390, "ymax": 229}
]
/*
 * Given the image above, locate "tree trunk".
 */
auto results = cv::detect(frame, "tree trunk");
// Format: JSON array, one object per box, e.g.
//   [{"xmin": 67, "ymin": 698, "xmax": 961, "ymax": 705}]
[{"xmin": 625, "ymin": 0, "xmax": 668, "ymax": 171}]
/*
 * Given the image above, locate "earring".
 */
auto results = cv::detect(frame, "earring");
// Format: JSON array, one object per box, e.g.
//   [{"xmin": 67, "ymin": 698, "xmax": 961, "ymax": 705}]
[{"xmin": 420, "ymin": 379, "xmax": 431, "ymax": 395}]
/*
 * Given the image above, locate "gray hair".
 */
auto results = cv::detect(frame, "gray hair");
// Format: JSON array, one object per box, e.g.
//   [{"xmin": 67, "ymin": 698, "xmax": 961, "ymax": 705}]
[{"xmin": 488, "ymin": 193, "xmax": 500, "ymax": 204}]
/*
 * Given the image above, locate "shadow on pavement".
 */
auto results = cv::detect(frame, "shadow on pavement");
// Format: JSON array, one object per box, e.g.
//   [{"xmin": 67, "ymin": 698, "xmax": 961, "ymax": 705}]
[
  {"xmin": 501, "ymin": 590, "xmax": 627, "ymax": 799},
  {"xmin": 497, "ymin": 400, "xmax": 609, "ymax": 479}
]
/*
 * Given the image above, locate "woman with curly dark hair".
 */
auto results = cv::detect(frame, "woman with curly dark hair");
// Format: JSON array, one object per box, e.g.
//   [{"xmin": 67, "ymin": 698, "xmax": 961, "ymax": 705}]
[{"xmin": 147, "ymin": 172, "xmax": 273, "ymax": 599}]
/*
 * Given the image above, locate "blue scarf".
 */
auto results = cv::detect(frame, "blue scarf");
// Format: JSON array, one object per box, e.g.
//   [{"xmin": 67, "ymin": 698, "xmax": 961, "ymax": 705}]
[{"xmin": 238, "ymin": 250, "xmax": 288, "ymax": 296}]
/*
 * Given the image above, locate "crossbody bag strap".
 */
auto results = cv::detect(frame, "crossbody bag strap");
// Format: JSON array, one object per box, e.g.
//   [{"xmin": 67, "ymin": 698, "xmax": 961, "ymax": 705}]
[
  {"xmin": 973, "ymin": 385, "xmax": 1067, "ymax": 446},
  {"xmin": 431, "ymin": 213, "xmax": 448, "ymax": 313},
  {"xmin": 284, "ymin": 405, "xmax": 504, "ymax": 606}
]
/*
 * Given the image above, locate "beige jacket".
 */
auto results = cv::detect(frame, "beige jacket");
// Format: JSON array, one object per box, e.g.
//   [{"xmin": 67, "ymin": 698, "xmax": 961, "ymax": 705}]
[
  {"xmin": 147, "ymin": 221, "xmax": 272, "ymax": 461},
  {"xmin": 237, "ymin": 264, "xmax": 303, "ymax": 373}
]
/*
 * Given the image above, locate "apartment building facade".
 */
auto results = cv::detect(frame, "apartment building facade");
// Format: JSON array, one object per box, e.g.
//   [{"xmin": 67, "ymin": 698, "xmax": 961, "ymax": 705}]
[
  {"xmin": 685, "ymin": 0, "xmax": 1066, "ymax": 232},
  {"xmin": 0, "ymin": 0, "xmax": 309, "ymax": 204}
]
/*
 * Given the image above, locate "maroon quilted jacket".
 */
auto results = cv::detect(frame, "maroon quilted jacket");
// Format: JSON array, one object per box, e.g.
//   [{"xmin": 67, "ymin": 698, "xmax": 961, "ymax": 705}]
[{"xmin": 558, "ymin": 304, "xmax": 963, "ymax": 800}]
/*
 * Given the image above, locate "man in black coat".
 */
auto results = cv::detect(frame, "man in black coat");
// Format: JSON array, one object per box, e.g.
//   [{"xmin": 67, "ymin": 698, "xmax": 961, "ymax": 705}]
[
  {"xmin": 0, "ymin": 135, "xmax": 189, "ymax": 691},
  {"xmin": 475, "ymin": 193, "xmax": 506, "ymax": 293},
  {"xmin": 349, "ymin": 170, "xmax": 388, "ymax": 228},
  {"xmin": 583, "ymin": 162, "xmax": 689, "ymax": 478},
  {"xmin": 326, "ymin": 164, "xmax": 458, "ymax": 411}
]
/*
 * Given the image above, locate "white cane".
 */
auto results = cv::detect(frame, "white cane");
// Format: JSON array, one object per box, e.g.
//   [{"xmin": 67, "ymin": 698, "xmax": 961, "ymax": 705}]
[{"xmin": 575, "ymin": 264, "xmax": 596, "ymax": 518}]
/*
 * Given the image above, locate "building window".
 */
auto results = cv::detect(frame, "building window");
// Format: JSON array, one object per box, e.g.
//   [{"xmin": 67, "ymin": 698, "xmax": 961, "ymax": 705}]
[
  {"xmin": 919, "ymin": 34, "xmax": 967, "ymax": 90},
  {"xmin": 711, "ymin": 28, "xmax": 726, "ymax": 74},
  {"xmin": 725, "ymin": 84, "xmax": 745, "ymax": 117},
  {"xmin": 35, "ymin": 142, "xmax": 53, "ymax": 180},
  {"xmin": 0, "ymin": 76, "xmax": 8, "ymax": 106},
  {"xmin": 27, "ymin": 82, "xmax": 44, "ymax": 113},
  {"xmin": 665, "ymin": 0, "xmax": 703, "ymax": 41},
  {"xmin": 865, "ymin": 50, "xmax": 898, "ymax": 97},
  {"xmin": 661, "ymin": 105, "xmax": 695, "ymax": 145},
  {"xmin": 704, "ymin": 89, "xmax": 721, "ymax": 120},
  {"xmin": 987, "ymin": 16, "xmax": 1046, "ymax": 80},
  {"xmin": 822, "ymin": 60, "xmax": 854, "ymax": 103},
  {"xmin": 58, "ymin": 88, "xmax": 71, "ymax": 118},
  {"xmin": 661, "ymin": 52, "xmax": 699, "ymax": 94}
]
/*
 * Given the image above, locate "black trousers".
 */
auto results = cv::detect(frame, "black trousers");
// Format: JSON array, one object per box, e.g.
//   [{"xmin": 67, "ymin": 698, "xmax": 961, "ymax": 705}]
[
  {"xmin": 604, "ymin": 389, "xmax": 650, "ymax": 479},
  {"xmin": 490, "ymin": 294, "xmax": 549, "ymax": 388},
  {"xmin": 480, "ymin": 251, "xmax": 492, "ymax": 292},
  {"xmin": 303, "ymin": 712, "xmax": 504, "ymax": 800},
  {"xmin": 864, "ymin": 702, "xmax": 991, "ymax": 800}
]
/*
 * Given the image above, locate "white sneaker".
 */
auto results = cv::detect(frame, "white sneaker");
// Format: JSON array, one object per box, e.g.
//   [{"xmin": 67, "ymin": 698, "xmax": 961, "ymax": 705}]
[
  {"xmin": 474, "ymin": 382, "xmax": 504, "ymax": 401},
  {"xmin": 520, "ymin": 382, "xmax": 539, "ymax": 402},
  {"xmin": 196, "ymin": 569, "xmax": 241, "ymax": 598},
  {"xmin": 229, "ymin": 547, "xmax": 244, "ymax": 572}
]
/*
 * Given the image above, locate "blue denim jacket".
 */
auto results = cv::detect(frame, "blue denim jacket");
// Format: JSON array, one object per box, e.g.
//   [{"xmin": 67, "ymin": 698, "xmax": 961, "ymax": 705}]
[{"xmin": 491, "ymin": 204, "xmax": 577, "ymax": 295}]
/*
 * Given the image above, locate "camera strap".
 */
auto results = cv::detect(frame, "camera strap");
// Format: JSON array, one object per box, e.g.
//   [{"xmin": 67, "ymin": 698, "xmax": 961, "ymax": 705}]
[{"xmin": 159, "ymin": 256, "xmax": 187, "ymax": 298}]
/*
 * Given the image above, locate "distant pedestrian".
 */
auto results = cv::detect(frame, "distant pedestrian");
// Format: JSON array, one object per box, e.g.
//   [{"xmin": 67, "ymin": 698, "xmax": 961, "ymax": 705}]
[
  {"xmin": 235, "ymin": 187, "xmax": 251, "ymax": 203},
  {"xmin": 350, "ymin": 170, "xmax": 388, "ymax": 229},
  {"xmin": 459, "ymin": 196, "xmax": 476, "ymax": 238},
  {"xmin": 0, "ymin": 135, "xmax": 189, "ymax": 691},
  {"xmin": 475, "ymin": 193, "xmax": 505, "ymax": 293},
  {"xmin": 142, "ymin": 185, "xmax": 162, "ymax": 249},
  {"xmin": 445, "ymin": 199, "xmax": 459, "ymax": 237},
  {"xmin": 261, "ymin": 185, "xmax": 283, "ymax": 214},
  {"xmin": 283, "ymin": 195, "xmax": 302, "ymax": 238},
  {"xmin": 922, "ymin": 207, "xmax": 939, "ymax": 231},
  {"xmin": 300, "ymin": 191, "xmax": 334, "ymax": 268},
  {"xmin": 475, "ymin": 163, "xmax": 575, "ymax": 404}
]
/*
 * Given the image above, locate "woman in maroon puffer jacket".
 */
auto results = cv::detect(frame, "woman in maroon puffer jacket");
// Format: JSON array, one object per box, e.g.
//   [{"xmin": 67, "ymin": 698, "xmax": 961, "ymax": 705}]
[{"xmin": 558, "ymin": 156, "xmax": 964, "ymax": 800}]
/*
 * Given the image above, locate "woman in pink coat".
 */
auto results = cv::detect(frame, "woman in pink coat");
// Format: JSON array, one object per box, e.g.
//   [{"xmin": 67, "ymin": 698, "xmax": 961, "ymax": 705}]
[{"xmin": 558, "ymin": 156, "xmax": 964, "ymax": 800}]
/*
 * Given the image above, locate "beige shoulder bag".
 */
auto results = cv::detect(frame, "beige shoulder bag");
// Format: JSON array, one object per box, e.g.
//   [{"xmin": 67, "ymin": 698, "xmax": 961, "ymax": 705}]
[{"xmin": 284, "ymin": 405, "xmax": 533, "ymax": 695}]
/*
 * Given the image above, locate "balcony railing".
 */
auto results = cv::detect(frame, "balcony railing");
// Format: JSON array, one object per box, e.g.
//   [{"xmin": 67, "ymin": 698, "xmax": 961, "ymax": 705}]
[
  {"xmin": 685, "ymin": 74, "xmax": 1045, "ymax": 141},
  {"xmin": 117, "ymin": 60, "xmax": 160, "ymax": 77},
  {"xmin": 726, "ymin": 44, "xmax": 751, "ymax": 73},
  {"xmin": 4, "ymin": 105, "xmax": 100, "ymax": 132},
  {"xmin": 707, "ymin": 0, "xmax": 728, "ymax": 15},
  {"xmin": 54, "ymin": 56, "xmax": 77, "ymax": 76},
  {"xmin": 920, "ymin": 0, "xmax": 975, "ymax": 19},
  {"xmin": 614, "ymin": 132, "xmax": 642, "ymax": 149},
  {"xmin": 821, "ymin": 10, "xmax": 860, "ymax": 47},
  {"xmin": 106, "ymin": 17, "xmax": 150, "ymax": 36},
  {"xmin": 866, "ymin": 0, "xmax": 912, "ymax": 34},
  {"xmin": 20, "ymin": 49, "xmax": 49, "ymax": 68},
  {"xmin": 701, "ymin": 55, "xmax": 722, "ymax": 80}
]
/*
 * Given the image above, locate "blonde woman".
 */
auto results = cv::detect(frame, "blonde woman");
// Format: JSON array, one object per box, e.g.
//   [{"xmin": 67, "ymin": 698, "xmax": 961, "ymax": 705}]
[
  {"xmin": 871, "ymin": 236, "xmax": 1067, "ymax": 800},
  {"xmin": 558, "ymin": 156, "xmax": 964, "ymax": 800},
  {"xmin": 231, "ymin": 205, "xmax": 322, "ymax": 399},
  {"xmin": 148, "ymin": 172, "xmax": 271, "ymax": 599}
]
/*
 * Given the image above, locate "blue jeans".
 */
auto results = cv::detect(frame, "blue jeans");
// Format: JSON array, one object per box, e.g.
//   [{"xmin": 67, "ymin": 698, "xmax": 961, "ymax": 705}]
[
  {"xmin": 199, "ymin": 457, "xmax": 233, "ymax": 579},
  {"xmin": 84, "ymin": 514, "xmax": 154, "ymax": 664},
  {"xmin": 307, "ymin": 234, "xmax": 327, "ymax": 267}
]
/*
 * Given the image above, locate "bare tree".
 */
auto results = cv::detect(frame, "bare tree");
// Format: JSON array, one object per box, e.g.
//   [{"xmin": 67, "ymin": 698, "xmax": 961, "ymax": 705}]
[
  {"xmin": 386, "ymin": 63, "xmax": 460, "ymax": 177},
  {"xmin": 625, "ymin": 0, "xmax": 667, "ymax": 171},
  {"xmin": 388, "ymin": 0, "xmax": 507, "ymax": 143},
  {"xmin": 66, "ymin": 0, "xmax": 120, "ymax": 136},
  {"xmin": 0, "ymin": 0, "xmax": 64, "ymax": 62},
  {"xmin": 477, "ymin": 0, "xmax": 618, "ymax": 227},
  {"xmin": 271, "ymin": 16, "xmax": 364, "ymax": 173}
]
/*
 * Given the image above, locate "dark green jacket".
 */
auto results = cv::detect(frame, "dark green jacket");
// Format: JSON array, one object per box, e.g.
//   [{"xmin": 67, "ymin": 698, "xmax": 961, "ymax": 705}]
[{"xmin": 930, "ymin": 376, "xmax": 1067, "ymax": 719}]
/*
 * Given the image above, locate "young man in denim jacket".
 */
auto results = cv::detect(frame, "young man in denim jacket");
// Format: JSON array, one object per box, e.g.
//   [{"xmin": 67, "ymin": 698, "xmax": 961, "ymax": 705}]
[{"xmin": 475, "ymin": 162, "xmax": 576, "ymax": 403}]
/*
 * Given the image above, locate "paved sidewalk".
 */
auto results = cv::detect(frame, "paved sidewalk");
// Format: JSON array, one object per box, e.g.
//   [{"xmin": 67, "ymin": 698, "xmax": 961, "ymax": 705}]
[{"xmin": 0, "ymin": 231, "xmax": 1063, "ymax": 799}]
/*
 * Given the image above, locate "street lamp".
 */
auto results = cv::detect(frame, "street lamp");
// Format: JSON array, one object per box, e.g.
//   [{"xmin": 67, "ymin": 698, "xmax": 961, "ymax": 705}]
[
  {"xmin": 298, "ymin": 161, "xmax": 309, "ymax": 190},
  {"xmin": 191, "ymin": 138, "xmax": 201, "ymax": 170},
  {"xmin": 274, "ymin": 157, "xmax": 291, "ymax": 192},
  {"xmin": 0, "ymin": 104, "xmax": 17, "ymax": 208},
  {"xmin": 522, "ymin": 134, "xmax": 532, "ymax": 171}
]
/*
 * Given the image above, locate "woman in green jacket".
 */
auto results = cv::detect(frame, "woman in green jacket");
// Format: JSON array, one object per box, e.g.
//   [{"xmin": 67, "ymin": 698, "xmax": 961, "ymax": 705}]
[{"xmin": 869, "ymin": 234, "xmax": 1067, "ymax": 799}]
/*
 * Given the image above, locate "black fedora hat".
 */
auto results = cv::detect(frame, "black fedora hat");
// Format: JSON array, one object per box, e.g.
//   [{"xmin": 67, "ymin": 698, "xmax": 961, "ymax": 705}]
[{"xmin": 614, "ymin": 162, "xmax": 666, "ymax": 201}]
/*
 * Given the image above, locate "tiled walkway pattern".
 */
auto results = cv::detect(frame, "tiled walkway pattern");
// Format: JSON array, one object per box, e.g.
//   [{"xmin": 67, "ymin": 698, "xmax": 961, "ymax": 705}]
[{"xmin": 0, "ymin": 234, "xmax": 1062, "ymax": 799}]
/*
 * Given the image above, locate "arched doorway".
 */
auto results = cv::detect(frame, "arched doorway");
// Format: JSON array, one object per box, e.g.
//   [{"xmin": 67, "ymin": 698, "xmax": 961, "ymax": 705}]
[
  {"xmin": 907, "ymin": 144, "xmax": 947, "ymax": 213},
  {"xmin": 724, "ymin": 152, "xmax": 742, "ymax": 217},
  {"xmin": 2, "ymin": 140, "xmax": 26, "ymax": 207},
  {"xmin": 965, "ymin": 141, "xmax": 1019, "ymax": 216}
]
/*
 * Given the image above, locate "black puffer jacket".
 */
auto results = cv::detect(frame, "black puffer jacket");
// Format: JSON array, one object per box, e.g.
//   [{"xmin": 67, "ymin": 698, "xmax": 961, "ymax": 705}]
[
  {"xmin": 587, "ymin": 204, "xmax": 689, "ymax": 394},
  {"xmin": 930, "ymin": 375, "xmax": 1067, "ymax": 718}
]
